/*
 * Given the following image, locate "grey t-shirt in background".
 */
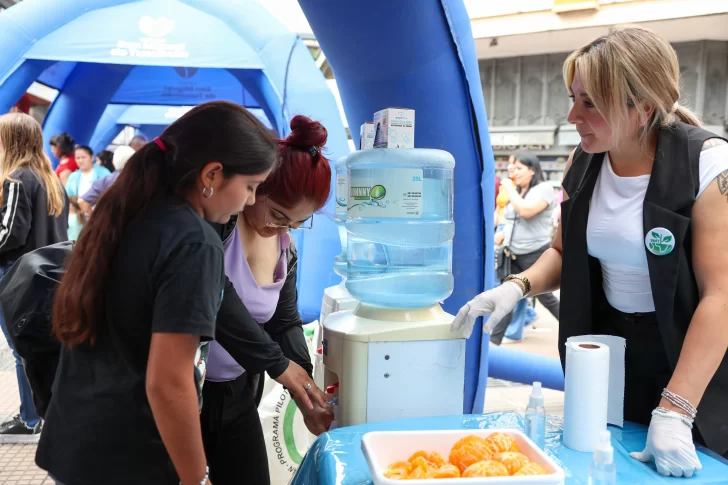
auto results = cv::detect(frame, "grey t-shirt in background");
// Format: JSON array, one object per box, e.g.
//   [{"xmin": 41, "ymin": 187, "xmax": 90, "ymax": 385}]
[{"xmin": 504, "ymin": 181, "xmax": 555, "ymax": 255}]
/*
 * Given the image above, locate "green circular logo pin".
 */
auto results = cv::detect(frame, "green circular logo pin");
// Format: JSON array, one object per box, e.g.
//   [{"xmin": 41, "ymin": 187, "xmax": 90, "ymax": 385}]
[{"xmin": 645, "ymin": 227, "xmax": 675, "ymax": 256}]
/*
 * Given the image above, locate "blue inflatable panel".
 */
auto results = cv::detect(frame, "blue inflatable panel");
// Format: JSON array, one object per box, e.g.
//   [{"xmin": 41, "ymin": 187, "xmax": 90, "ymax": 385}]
[
  {"xmin": 300, "ymin": 0, "xmax": 493, "ymax": 413},
  {"xmin": 0, "ymin": 0, "xmax": 350, "ymax": 322}
]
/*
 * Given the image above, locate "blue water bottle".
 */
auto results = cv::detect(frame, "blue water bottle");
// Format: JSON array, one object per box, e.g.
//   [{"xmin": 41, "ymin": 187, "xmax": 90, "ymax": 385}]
[
  {"xmin": 345, "ymin": 148, "xmax": 455, "ymax": 308},
  {"xmin": 333, "ymin": 156, "xmax": 348, "ymax": 278}
]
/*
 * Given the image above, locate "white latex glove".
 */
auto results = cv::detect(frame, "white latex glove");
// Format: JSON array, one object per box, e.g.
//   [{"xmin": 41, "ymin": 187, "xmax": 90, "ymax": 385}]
[
  {"xmin": 630, "ymin": 408, "xmax": 702, "ymax": 478},
  {"xmin": 450, "ymin": 282, "xmax": 523, "ymax": 338}
]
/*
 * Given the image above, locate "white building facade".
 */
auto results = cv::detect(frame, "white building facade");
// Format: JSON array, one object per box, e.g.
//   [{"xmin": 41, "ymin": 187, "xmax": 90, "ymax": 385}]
[{"xmin": 468, "ymin": 0, "xmax": 728, "ymax": 180}]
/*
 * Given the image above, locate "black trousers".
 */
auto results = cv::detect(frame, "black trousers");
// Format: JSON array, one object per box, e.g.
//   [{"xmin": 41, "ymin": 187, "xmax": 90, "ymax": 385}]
[
  {"xmin": 595, "ymin": 306, "xmax": 672, "ymax": 426},
  {"xmin": 595, "ymin": 304, "xmax": 713, "ymax": 450},
  {"xmin": 490, "ymin": 244, "xmax": 560, "ymax": 345},
  {"xmin": 200, "ymin": 373, "xmax": 270, "ymax": 485}
]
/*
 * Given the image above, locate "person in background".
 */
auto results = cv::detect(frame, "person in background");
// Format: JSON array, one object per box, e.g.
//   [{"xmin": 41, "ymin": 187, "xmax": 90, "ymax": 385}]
[
  {"xmin": 0, "ymin": 113, "xmax": 68, "ymax": 444},
  {"xmin": 488, "ymin": 152, "xmax": 560, "ymax": 345},
  {"xmin": 129, "ymin": 134, "xmax": 148, "ymax": 152},
  {"xmin": 65, "ymin": 146, "xmax": 110, "ymax": 197},
  {"xmin": 49, "ymin": 133, "xmax": 77, "ymax": 185},
  {"xmin": 67, "ymin": 196, "xmax": 88, "ymax": 241},
  {"xmin": 494, "ymin": 153, "xmax": 539, "ymax": 342},
  {"xmin": 202, "ymin": 115, "xmax": 334, "ymax": 485},
  {"xmin": 77, "ymin": 145, "xmax": 134, "ymax": 213},
  {"xmin": 95, "ymin": 149, "xmax": 114, "ymax": 173},
  {"xmin": 453, "ymin": 26, "xmax": 728, "ymax": 470},
  {"xmin": 38, "ymin": 101, "xmax": 322, "ymax": 485},
  {"xmin": 494, "ymin": 174, "xmax": 500, "ymax": 206}
]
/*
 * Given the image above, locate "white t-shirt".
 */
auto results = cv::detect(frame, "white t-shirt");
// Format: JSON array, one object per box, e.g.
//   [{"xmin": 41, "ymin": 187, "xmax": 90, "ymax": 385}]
[
  {"xmin": 586, "ymin": 143, "xmax": 728, "ymax": 313},
  {"xmin": 78, "ymin": 171, "xmax": 94, "ymax": 199},
  {"xmin": 504, "ymin": 181, "xmax": 555, "ymax": 255}
]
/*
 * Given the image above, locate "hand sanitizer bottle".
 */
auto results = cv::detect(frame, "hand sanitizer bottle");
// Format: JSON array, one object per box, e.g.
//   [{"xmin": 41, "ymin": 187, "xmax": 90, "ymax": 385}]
[
  {"xmin": 525, "ymin": 381, "xmax": 546, "ymax": 450},
  {"xmin": 589, "ymin": 430, "xmax": 616, "ymax": 485}
]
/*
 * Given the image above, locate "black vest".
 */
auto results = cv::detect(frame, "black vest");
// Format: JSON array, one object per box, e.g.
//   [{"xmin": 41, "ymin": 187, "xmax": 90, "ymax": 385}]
[{"xmin": 559, "ymin": 122, "xmax": 728, "ymax": 455}]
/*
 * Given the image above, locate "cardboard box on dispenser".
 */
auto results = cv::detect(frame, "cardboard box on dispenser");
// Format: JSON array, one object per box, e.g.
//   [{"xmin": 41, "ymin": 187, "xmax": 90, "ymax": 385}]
[
  {"xmin": 373, "ymin": 108, "xmax": 415, "ymax": 148},
  {"xmin": 360, "ymin": 122, "xmax": 374, "ymax": 150}
]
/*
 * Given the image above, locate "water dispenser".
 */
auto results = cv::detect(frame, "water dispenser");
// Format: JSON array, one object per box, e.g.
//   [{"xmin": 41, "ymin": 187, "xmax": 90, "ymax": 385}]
[
  {"xmin": 314, "ymin": 156, "xmax": 358, "ymax": 392},
  {"xmin": 322, "ymin": 149, "xmax": 466, "ymax": 427}
]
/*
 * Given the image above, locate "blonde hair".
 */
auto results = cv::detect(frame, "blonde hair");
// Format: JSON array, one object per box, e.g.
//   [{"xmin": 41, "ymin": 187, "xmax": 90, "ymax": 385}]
[
  {"xmin": 563, "ymin": 25, "xmax": 701, "ymax": 146},
  {"xmin": 0, "ymin": 113, "xmax": 66, "ymax": 217}
]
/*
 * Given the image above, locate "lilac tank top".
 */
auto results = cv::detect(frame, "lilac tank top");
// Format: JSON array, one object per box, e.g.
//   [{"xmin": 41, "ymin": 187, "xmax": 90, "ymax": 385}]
[{"xmin": 205, "ymin": 226, "xmax": 289, "ymax": 382}]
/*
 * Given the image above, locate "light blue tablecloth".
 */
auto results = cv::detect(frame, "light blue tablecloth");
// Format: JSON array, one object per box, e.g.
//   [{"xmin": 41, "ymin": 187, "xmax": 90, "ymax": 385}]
[{"xmin": 291, "ymin": 413, "xmax": 728, "ymax": 484}]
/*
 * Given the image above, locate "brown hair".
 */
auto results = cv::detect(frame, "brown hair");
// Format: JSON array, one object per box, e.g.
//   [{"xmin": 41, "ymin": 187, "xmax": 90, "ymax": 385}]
[
  {"xmin": 68, "ymin": 196, "xmax": 88, "ymax": 226},
  {"xmin": 563, "ymin": 25, "xmax": 701, "ymax": 146},
  {"xmin": 0, "ymin": 113, "xmax": 66, "ymax": 217},
  {"xmin": 53, "ymin": 101, "xmax": 278, "ymax": 347}
]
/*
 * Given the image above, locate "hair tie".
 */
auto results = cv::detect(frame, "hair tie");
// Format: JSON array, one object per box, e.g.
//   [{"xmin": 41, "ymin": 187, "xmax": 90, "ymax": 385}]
[
  {"xmin": 153, "ymin": 137, "xmax": 167, "ymax": 152},
  {"xmin": 309, "ymin": 145, "xmax": 320, "ymax": 157}
]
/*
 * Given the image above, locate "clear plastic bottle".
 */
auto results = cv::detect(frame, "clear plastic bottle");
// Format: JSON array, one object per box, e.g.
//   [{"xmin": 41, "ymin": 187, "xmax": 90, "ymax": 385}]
[
  {"xmin": 333, "ymin": 156, "xmax": 348, "ymax": 278},
  {"xmin": 588, "ymin": 430, "xmax": 616, "ymax": 485},
  {"xmin": 525, "ymin": 381, "xmax": 546, "ymax": 450},
  {"xmin": 345, "ymin": 148, "xmax": 455, "ymax": 308}
]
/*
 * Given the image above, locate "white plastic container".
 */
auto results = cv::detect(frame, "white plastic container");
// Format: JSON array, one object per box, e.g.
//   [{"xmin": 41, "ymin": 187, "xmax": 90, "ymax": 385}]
[{"xmin": 362, "ymin": 429, "xmax": 564, "ymax": 485}]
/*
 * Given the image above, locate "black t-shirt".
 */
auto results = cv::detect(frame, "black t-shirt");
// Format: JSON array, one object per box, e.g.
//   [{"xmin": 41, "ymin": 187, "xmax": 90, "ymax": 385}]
[{"xmin": 36, "ymin": 198, "xmax": 225, "ymax": 485}]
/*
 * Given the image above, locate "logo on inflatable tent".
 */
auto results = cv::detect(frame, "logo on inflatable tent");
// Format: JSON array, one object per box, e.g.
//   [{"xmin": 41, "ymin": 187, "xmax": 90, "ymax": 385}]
[
  {"xmin": 111, "ymin": 16, "xmax": 188, "ymax": 60},
  {"xmin": 174, "ymin": 67, "xmax": 198, "ymax": 79},
  {"xmin": 138, "ymin": 16, "xmax": 176, "ymax": 38}
]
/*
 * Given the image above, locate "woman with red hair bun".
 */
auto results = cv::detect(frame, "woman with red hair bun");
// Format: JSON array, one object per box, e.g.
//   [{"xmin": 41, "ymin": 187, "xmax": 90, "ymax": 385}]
[{"xmin": 201, "ymin": 115, "xmax": 334, "ymax": 485}]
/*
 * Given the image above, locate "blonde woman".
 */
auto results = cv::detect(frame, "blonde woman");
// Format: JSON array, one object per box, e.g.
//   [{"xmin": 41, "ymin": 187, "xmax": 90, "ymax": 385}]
[
  {"xmin": 0, "ymin": 113, "xmax": 68, "ymax": 443},
  {"xmin": 453, "ymin": 26, "xmax": 728, "ymax": 474}
]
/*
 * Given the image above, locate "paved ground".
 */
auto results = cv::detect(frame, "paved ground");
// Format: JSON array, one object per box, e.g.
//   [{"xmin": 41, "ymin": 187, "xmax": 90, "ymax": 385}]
[
  {"xmin": 484, "ymin": 293, "xmax": 565, "ymax": 415},
  {"xmin": 0, "ymin": 295, "xmax": 563, "ymax": 483},
  {"xmin": 0, "ymin": 338, "xmax": 56, "ymax": 484}
]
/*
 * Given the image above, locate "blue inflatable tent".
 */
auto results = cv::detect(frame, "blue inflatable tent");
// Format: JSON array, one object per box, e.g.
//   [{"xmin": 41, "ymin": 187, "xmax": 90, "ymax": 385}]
[
  {"xmin": 0, "ymin": 0, "xmax": 496, "ymax": 413},
  {"xmin": 89, "ymin": 105, "xmax": 272, "ymax": 154},
  {"xmin": 0, "ymin": 0, "xmax": 349, "ymax": 325}
]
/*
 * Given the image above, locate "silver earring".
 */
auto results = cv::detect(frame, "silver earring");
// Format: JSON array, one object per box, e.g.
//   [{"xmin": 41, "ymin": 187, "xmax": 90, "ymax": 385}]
[{"xmin": 202, "ymin": 186, "xmax": 214, "ymax": 199}]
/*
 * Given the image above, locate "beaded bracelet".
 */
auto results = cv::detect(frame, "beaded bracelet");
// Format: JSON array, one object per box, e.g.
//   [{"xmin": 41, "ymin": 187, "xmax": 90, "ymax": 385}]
[
  {"xmin": 654, "ymin": 407, "xmax": 694, "ymax": 429},
  {"xmin": 661, "ymin": 388, "xmax": 697, "ymax": 419}
]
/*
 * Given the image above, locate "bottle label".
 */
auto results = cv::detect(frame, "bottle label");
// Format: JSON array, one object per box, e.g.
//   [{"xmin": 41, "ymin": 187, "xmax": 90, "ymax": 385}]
[
  {"xmin": 336, "ymin": 174, "xmax": 347, "ymax": 209},
  {"xmin": 348, "ymin": 168, "xmax": 423, "ymax": 219}
]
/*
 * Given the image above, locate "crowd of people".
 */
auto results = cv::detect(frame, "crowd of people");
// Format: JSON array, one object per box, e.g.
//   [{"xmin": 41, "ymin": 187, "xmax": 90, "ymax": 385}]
[
  {"xmin": 0, "ymin": 103, "xmax": 335, "ymax": 485},
  {"xmin": 0, "ymin": 24, "xmax": 725, "ymax": 485}
]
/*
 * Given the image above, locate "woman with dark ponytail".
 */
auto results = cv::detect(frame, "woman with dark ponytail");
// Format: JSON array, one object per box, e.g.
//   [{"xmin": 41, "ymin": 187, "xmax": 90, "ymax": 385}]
[
  {"xmin": 36, "ymin": 102, "xmax": 320, "ymax": 485},
  {"xmin": 49, "ymin": 133, "xmax": 77, "ymax": 184},
  {"xmin": 201, "ymin": 115, "xmax": 334, "ymax": 484}
]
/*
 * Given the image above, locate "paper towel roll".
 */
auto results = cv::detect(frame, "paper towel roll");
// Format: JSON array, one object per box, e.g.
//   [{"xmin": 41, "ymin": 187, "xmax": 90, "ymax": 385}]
[
  {"xmin": 563, "ymin": 341, "xmax": 610, "ymax": 452},
  {"xmin": 567, "ymin": 335, "xmax": 625, "ymax": 427}
]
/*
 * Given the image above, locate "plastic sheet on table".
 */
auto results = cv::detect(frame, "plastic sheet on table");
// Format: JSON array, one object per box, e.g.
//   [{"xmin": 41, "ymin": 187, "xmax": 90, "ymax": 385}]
[{"xmin": 290, "ymin": 412, "xmax": 728, "ymax": 485}]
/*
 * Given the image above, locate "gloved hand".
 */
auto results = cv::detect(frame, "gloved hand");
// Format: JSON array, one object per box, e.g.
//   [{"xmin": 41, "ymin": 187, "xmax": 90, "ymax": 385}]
[
  {"xmin": 630, "ymin": 408, "xmax": 702, "ymax": 478},
  {"xmin": 450, "ymin": 282, "xmax": 523, "ymax": 338}
]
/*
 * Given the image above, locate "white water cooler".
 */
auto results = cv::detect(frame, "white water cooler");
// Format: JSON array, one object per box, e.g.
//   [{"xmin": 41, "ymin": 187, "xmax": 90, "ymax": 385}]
[
  {"xmin": 317, "ymin": 147, "xmax": 465, "ymax": 427},
  {"xmin": 312, "ymin": 282, "xmax": 359, "ymax": 392},
  {"xmin": 322, "ymin": 304, "xmax": 465, "ymax": 427}
]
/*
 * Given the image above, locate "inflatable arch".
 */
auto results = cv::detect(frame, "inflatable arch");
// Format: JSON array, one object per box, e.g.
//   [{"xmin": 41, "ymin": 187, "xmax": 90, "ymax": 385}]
[
  {"xmin": 0, "ymin": 0, "xmax": 496, "ymax": 412},
  {"xmin": 0, "ymin": 0, "xmax": 349, "ymax": 325},
  {"xmin": 89, "ymin": 105, "xmax": 272, "ymax": 154},
  {"xmin": 299, "ymin": 0, "xmax": 495, "ymax": 412}
]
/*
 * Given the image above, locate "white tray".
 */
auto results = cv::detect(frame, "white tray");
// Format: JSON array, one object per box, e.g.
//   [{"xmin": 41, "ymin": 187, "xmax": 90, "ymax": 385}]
[{"xmin": 361, "ymin": 428, "xmax": 565, "ymax": 485}]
